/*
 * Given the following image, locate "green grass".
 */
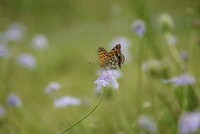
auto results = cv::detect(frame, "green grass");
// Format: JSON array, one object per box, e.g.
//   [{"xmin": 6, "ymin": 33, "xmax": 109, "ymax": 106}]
[{"xmin": 0, "ymin": 0, "xmax": 200, "ymax": 133}]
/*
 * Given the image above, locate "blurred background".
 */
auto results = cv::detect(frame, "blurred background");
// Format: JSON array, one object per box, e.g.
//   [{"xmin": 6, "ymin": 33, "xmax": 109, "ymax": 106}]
[{"xmin": 0, "ymin": 0, "xmax": 200, "ymax": 133}]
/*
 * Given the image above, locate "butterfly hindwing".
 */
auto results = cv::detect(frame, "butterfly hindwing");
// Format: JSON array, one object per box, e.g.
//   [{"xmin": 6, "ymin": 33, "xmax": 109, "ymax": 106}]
[{"xmin": 98, "ymin": 44, "xmax": 125, "ymax": 70}]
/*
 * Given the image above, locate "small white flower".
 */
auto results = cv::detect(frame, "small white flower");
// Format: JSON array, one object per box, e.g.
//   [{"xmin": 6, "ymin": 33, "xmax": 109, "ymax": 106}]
[
  {"xmin": 137, "ymin": 115, "xmax": 157, "ymax": 134},
  {"xmin": 17, "ymin": 53, "xmax": 36, "ymax": 69},
  {"xmin": 7, "ymin": 93, "xmax": 22, "ymax": 107},
  {"xmin": 179, "ymin": 112, "xmax": 200, "ymax": 134},
  {"xmin": 132, "ymin": 19, "xmax": 146, "ymax": 37},
  {"xmin": 54, "ymin": 96, "xmax": 81, "ymax": 108},
  {"xmin": 163, "ymin": 74, "xmax": 196, "ymax": 86},
  {"xmin": 45, "ymin": 82, "xmax": 61, "ymax": 94},
  {"xmin": 95, "ymin": 70, "xmax": 119, "ymax": 91},
  {"xmin": 32, "ymin": 34, "xmax": 48, "ymax": 50},
  {"xmin": 4, "ymin": 22, "xmax": 25, "ymax": 42}
]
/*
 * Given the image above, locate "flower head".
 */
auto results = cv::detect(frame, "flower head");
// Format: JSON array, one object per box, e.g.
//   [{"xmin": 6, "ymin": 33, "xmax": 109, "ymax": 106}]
[
  {"xmin": 4, "ymin": 22, "xmax": 25, "ymax": 43},
  {"xmin": 132, "ymin": 19, "xmax": 146, "ymax": 37},
  {"xmin": 54, "ymin": 96, "xmax": 81, "ymax": 108},
  {"xmin": 137, "ymin": 115, "xmax": 157, "ymax": 134},
  {"xmin": 17, "ymin": 53, "xmax": 36, "ymax": 69},
  {"xmin": 32, "ymin": 34, "xmax": 48, "ymax": 50},
  {"xmin": 165, "ymin": 33, "xmax": 177, "ymax": 45},
  {"xmin": 163, "ymin": 74, "xmax": 196, "ymax": 86},
  {"xmin": 45, "ymin": 82, "xmax": 61, "ymax": 94},
  {"xmin": 0, "ymin": 45, "xmax": 10, "ymax": 58},
  {"xmin": 158, "ymin": 13, "xmax": 175, "ymax": 32},
  {"xmin": 7, "ymin": 93, "xmax": 22, "ymax": 107},
  {"xmin": 179, "ymin": 112, "xmax": 200, "ymax": 134},
  {"xmin": 180, "ymin": 51, "xmax": 189, "ymax": 61},
  {"xmin": 95, "ymin": 70, "xmax": 120, "ymax": 91}
]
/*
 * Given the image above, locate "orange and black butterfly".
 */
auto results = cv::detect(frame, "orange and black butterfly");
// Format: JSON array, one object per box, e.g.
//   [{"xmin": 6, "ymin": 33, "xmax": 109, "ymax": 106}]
[{"xmin": 98, "ymin": 44, "xmax": 125, "ymax": 70}]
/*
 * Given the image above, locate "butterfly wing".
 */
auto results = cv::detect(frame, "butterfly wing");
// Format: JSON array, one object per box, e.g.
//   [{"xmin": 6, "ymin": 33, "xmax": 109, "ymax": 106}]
[
  {"xmin": 108, "ymin": 44, "xmax": 125, "ymax": 68},
  {"xmin": 98, "ymin": 44, "xmax": 125, "ymax": 70},
  {"xmin": 98, "ymin": 47, "xmax": 109, "ymax": 68}
]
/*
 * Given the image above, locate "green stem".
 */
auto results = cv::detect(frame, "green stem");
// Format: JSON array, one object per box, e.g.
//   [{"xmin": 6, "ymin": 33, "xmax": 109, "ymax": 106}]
[
  {"xmin": 137, "ymin": 37, "xmax": 145, "ymax": 112},
  {"xmin": 59, "ymin": 88, "xmax": 106, "ymax": 134}
]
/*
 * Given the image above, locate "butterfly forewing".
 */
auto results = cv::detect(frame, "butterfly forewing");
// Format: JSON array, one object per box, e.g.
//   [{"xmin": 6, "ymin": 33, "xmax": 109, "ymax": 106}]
[{"xmin": 98, "ymin": 44, "xmax": 125, "ymax": 70}]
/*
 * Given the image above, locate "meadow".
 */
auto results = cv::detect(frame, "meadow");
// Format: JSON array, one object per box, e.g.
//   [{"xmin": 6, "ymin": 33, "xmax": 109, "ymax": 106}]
[{"xmin": 0, "ymin": 0, "xmax": 200, "ymax": 133}]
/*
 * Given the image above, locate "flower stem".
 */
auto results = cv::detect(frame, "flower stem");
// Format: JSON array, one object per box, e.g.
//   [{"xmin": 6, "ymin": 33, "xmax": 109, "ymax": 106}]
[{"xmin": 59, "ymin": 88, "xmax": 106, "ymax": 134}]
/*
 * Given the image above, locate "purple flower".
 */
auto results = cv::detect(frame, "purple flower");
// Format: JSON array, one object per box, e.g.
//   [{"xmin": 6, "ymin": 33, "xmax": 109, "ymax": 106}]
[
  {"xmin": 137, "ymin": 115, "xmax": 157, "ymax": 134},
  {"xmin": 32, "ymin": 34, "xmax": 48, "ymax": 50},
  {"xmin": 4, "ymin": 22, "xmax": 25, "ymax": 43},
  {"xmin": 17, "ymin": 53, "xmax": 36, "ymax": 69},
  {"xmin": 0, "ymin": 45, "xmax": 10, "ymax": 58},
  {"xmin": 132, "ymin": 19, "xmax": 146, "ymax": 37},
  {"xmin": 163, "ymin": 74, "xmax": 196, "ymax": 86},
  {"xmin": 7, "ymin": 93, "xmax": 22, "ymax": 107},
  {"xmin": 95, "ymin": 70, "xmax": 119, "ymax": 91},
  {"xmin": 45, "ymin": 82, "xmax": 61, "ymax": 94},
  {"xmin": 180, "ymin": 51, "xmax": 189, "ymax": 61},
  {"xmin": 54, "ymin": 96, "xmax": 81, "ymax": 108},
  {"xmin": 0, "ymin": 105, "xmax": 6, "ymax": 118},
  {"xmin": 179, "ymin": 112, "xmax": 200, "ymax": 134}
]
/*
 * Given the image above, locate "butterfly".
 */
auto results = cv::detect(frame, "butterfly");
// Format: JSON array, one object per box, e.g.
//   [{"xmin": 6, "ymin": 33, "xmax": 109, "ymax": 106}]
[{"xmin": 98, "ymin": 44, "xmax": 125, "ymax": 70}]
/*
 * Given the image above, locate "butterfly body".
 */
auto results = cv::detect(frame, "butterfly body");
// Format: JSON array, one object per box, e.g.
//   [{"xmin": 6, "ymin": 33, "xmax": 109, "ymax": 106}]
[{"xmin": 98, "ymin": 44, "xmax": 125, "ymax": 70}]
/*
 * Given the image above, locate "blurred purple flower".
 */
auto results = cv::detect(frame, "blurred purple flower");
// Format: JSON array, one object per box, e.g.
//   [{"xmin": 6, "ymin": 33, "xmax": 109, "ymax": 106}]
[
  {"xmin": 0, "ymin": 105, "xmax": 6, "ymax": 118},
  {"xmin": 109, "ymin": 36, "xmax": 132, "ymax": 62},
  {"xmin": 95, "ymin": 70, "xmax": 119, "ymax": 91},
  {"xmin": 180, "ymin": 51, "xmax": 189, "ymax": 61},
  {"xmin": 132, "ymin": 19, "xmax": 146, "ymax": 37},
  {"xmin": 4, "ymin": 22, "xmax": 25, "ymax": 43},
  {"xmin": 137, "ymin": 115, "xmax": 157, "ymax": 134},
  {"xmin": 0, "ymin": 45, "xmax": 10, "ymax": 58},
  {"xmin": 17, "ymin": 53, "xmax": 36, "ymax": 69},
  {"xmin": 54, "ymin": 96, "xmax": 81, "ymax": 108},
  {"xmin": 32, "ymin": 34, "xmax": 48, "ymax": 50},
  {"xmin": 163, "ymin": 74, "xmax": 196, "ymax": 86},
  {"xmin": 45, "ymin": 82, "xmax": 61, "ymax": 94},
  {"xmin": 179, "ymin": 112, "xmax": 200, "ymax": 134},
  {"xmin": 7, "ymin": 93, "xmax": 22, "ymax": 107}
]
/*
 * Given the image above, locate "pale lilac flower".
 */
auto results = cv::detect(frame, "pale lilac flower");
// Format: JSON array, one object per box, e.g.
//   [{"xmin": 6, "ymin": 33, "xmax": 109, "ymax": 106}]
[
  {"xmin": 179, "ymin": 112, "xmax": 200, "ymax": 134},
  {"xmin": 4, "ymin": 22, "xmax": 25, "ymax": 42},
  {"xmin": 165, "ymin": 33, "xmax": 177, "ymax": 45},
  {"xmin": 54, "ymin": 96, "xmax": 81, "ymax": 108},
  {"xmin": 137, "ymin": 115, "xmax": 157, "ymax": 134},
  {"xmin": 45, "ymin": 82, "xmax": 61, "ymax": 94},
  {"xmin": 132, "ymin": 19, "xmax": 146, "ymax": 37},
  {"xmin": 0, "ymin": 105, "xmax": 6, "ymax": 118},
  {"xmin": 17, "ymin": 53, "xmax": 36, "ymax": 69},
  {"xmin": 0, "ymin": 45, "xmax": 10, "ymax": 58},
  {"xmin": 7, "ymin": 93, "xmax": 22, "ymax": 107},
  {"xmin": 180, "ymin": 51, "xmax": 189, "ymax": 61},
  {"xmin": 163, "ymin": 74, "xmax": 196, "ymax": 86},
  {"xmin": 109, "ymin": 36, "xmax": 132, "ymax": 62},
  {"xmin": 95, "ymin": 70, "xmax": 119, "ymax": 91},
  {"xmin": 32, "ymin": 34, "xmax": 48, "ymax": 50}
]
